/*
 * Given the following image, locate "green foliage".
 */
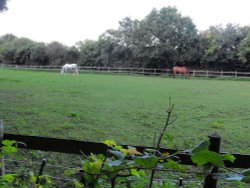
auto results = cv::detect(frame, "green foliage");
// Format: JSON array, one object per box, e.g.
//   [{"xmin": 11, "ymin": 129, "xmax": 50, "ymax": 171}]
[
  {"xmin": 163, "ymin": 159, "xmax": 186, "ymax": 172},
  {"xmin": 190, "ymin": 140, "xmax": 210, "ymax": 153},
  {"xmin": 1, "ymin": 6, "xmax": 250, "ymax": 70},
  {"xmin": 0, "ymin": 140, "xmax": 54, "ymax": 188},
  {"xmin": 238, "ymin": 28, "xmax": 250, "ymax": 66},
  {"xmin": 191, "ymin": 140, "xmax": 235, "ymax": 167},
  {"xmin": 190, "ymin": 141, "xmax": 250, "ymax": 186},
  {"xmin": 63, "ymin": 137, "xmax": 189, "ymax": 188},
  {"xmin": 1, "ymin": 140, "xmax": 17, "ymax": 155},
  {"xmin": 192, "ymin": 150, "xmax": 225, "ymax": 166},
  {"xmin": 134, "ymin": 154, "xmax": 159, "ymax": 169}
]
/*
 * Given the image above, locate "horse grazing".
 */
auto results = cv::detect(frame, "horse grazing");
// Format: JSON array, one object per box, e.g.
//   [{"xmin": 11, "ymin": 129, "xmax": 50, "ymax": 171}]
[
  {"xmin": 60, "ymin": 63, "xmax": 79, "ymax": 75},
  {"xmin": 172, "ymin": 66, "xmax": 189, "ymax": 78}
]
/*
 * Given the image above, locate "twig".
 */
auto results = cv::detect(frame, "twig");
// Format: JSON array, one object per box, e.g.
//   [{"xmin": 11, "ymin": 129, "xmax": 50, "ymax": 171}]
[{"xmin": 149, "ymin": 99, "xmax": 175, "ymax": 188}]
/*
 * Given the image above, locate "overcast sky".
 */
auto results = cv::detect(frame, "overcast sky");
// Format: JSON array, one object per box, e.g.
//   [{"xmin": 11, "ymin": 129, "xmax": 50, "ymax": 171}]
[{"xmin": 0, "ymin": 0, "xmax": 250, "ymax": 46}]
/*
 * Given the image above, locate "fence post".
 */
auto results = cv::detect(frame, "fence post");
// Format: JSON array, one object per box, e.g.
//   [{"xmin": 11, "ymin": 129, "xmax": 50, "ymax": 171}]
[
  {"xmin": 193, "ymin": 70, "xmax": 195, "ymax": 77},
  {"xmin": 0, "ymin": 120, "xmax": 5, "ymax": 176},
  {"xmin": 235, "ymin": 71, "xmax": 237, "ymax": 77},
  {"xmin": 203, "ymin": 134, "xmax": 221, "ymax": 188},
  {"xmin": 206, "ymin": 70, "xmax": 208, "ymax": 78},
  {"xmin": 178, "ymin": 177, "xmax": 183, "ymax": 187}
]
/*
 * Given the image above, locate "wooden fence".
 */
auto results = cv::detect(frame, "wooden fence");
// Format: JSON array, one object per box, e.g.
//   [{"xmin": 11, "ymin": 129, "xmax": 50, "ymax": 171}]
[
  {"xmin": 2, "ymin": 64, "xmax": 250, "ymax": 78},
  {"xmin": 1, "ymin": 131, "xmax": 250, "ymax": 187}
]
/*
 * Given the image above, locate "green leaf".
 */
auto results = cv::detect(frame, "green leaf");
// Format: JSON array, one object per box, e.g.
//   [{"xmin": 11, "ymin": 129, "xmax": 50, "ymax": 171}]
[
  {"xmin": 74, "ymin": 181, "xmax": 83, "ymax": 188},
  {"xmin": 2, "ymin": 174, "xmax": 15, "ymax": 183},
  {"xmin": 89, "ymin": 160, "xmax": 102, "ymax": 174},
  {"xmin": 103, "ymin": 140, "xmax": 117, "ymax": 147},
  {"xmin": 96, "ymin": 154, "xmax": 105, "ymax": 161},
  {"xmin": 82, "ymin": 160, "xmax": 90, "ymax": 172},
  {"xmin": 134, "ymin": 155, "xmax": 159, "ymax": 169},
  {"xmin": 163, "ymin": 159, "xmax": 186, "ymax": 172},
  {"xmin": 191, "ymin": 150, "xmax": 224, "ymax": 167},
  {"xmin": 221, "ymin": 153, "xmax": 235, "ymax": 163},
  {"xmin": 29, "ymin": 175, "xmax": 36, "ymax": 183},
  {"xmin": 64, "ymin": 169, "xmax": 78, "ymax": 175},
  {"xmin": 191, "ymin": 140, "xmax": 210, "ymax": 154},
  {"xmin": 2, "ymin": 145, "xmax": 17, "ymax": 154},
  {"xmin": 2, "ymin": 140, "xmax": 16, "ymax": 146},
  {"xmin": 130, "ymin": 169, "xmax": 140, "ymax": 177}
]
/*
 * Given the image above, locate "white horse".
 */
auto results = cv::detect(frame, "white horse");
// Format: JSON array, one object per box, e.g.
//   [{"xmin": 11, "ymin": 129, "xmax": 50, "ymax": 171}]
[{"xmin": 60, "ymin": 63, "xmax": 79, "ymax": 75}]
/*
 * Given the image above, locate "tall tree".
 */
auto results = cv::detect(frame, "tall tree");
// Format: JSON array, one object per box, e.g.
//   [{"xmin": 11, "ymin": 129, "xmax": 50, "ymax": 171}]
[
  {"xmin": 238, "ymin": 27, "xmax": 250, "ymax": 69},
  {"xmin": 0, "ymin": 37, "xmax": 35, "ymax": 65},
  {"xmin": 29, "ymin": 42, "xmax": 49, "ymax": 65},
  {"xmin": 77, "ymin": 40, "xmax": 100, "ymax": 66},
  {"xmin": 99, "ymin": 27, "xmax": 134, "ymax": 67},
  {"xmin": 134, "ymin": 7, "xmax": 200, "ymax": 68},
  {"xmin": 46, "ymin": 41, "xmax": 68, "ymax": 65},
  {"xmin": 0, "ymin": 34, "xmax": 17, "ymax": 63},
  {"xmin": 201, "ymin": 24, "xmax": 246, "ymax": 70}
]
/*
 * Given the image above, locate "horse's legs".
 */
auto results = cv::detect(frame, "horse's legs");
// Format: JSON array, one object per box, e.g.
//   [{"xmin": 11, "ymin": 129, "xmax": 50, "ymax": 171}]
[
  {"xmin": 60, "ymin": 67, "xmax": 64, "ymax": 74},
  {"xmin": 61, "ymin": 67, "xmax": 65, "ymax": 74},
  {"xmin": 173, "ymin": 71, "xmax": 176, "ymax": 78}
]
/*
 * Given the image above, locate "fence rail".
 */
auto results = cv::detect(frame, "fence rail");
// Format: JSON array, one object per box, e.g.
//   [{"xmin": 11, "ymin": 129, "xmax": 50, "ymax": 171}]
[
  {"xmin": 2, "ymin": 64, "xmax": 250, "ymax": 78},
  {"xmin": 3, "ymin": 133, "xmax": 250, "ymax": 169}
]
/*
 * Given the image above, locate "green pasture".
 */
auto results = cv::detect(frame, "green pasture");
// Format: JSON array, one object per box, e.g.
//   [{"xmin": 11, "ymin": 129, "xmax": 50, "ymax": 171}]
[{"xmin": 0, "ymin": 69, "xmax": 249, "ymax": 154}]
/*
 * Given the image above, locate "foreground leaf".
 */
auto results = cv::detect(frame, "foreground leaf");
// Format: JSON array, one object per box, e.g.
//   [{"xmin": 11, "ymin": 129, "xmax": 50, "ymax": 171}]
[
  {"xmin": 191, "ymin": 140, "xmax": 210, "ymax": 154},
  {"xmin": 163, "ymin": 159, "xmax": 186, "ymax": 172},
  {"xmin": 103, "ymin": 140, "xmax": 117, "ymax": 147},
  {"xmin": 191, "ymin": 150, "xmax": 224, "ymax": 167},
  {"xmin": 221, "ymin": 153, "xmax": 235, "ymax": 163},
  {"xmin": 134, "ymin": 155, "xmax": 159, "ymax": 169},
  {"xmin": 130, "ymin": 169, "xmax": 140, "ymax": 177},
  {"xmin": 2, "ymin": 140, "xmax": 16, "ymax": 146}
]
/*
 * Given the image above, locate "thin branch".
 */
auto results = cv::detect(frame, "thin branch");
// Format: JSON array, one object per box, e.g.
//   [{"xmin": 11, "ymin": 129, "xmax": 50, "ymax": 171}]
[
  {"xmin": 156, "ymin": 104, "xmax": 175, "ymax": 150},
  {"xmin": 149, "ymin": 99, "xmax": 175, "ymax": 188}
]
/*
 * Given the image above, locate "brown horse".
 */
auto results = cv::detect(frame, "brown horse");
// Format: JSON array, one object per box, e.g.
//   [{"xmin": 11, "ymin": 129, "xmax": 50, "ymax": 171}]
[{"xmin": 172, "ymin": 66, "xmax": 189, "ymax": 78}]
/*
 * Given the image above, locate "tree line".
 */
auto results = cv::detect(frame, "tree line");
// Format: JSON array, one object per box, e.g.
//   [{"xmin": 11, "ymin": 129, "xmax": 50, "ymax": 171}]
[{"xmin": 1, "ymin": 6, "xmax": 250, "ymax": 71}]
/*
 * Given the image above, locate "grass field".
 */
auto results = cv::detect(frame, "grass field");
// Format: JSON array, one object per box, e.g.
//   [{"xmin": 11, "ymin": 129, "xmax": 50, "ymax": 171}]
[{"xmin": 0, "ymin": 69, "xmax": 250, "ymax": 154}]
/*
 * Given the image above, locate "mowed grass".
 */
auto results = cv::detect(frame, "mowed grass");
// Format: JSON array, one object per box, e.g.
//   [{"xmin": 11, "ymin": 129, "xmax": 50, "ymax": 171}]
[{"xmin": 0, "ymin": 69, "xmax": 249, "ymax": 154}]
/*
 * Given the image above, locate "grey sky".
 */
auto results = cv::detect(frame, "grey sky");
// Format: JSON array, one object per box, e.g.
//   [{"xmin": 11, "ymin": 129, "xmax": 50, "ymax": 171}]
[{"xmin": 0, "ymin": 0, "xmax": 249, "ymax": 46}]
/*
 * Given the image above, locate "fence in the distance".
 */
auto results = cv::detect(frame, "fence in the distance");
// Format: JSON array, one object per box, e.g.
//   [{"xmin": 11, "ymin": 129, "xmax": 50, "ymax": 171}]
[{"xmin": 2, "ymin": 64, "xmax": 250, "ymax": 78}]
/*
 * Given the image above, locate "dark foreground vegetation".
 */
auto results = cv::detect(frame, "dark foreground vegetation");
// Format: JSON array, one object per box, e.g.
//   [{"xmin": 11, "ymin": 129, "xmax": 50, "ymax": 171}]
[{"xmin": 1, "ymin": 6, "xmax": 250, "ymax": 71}]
